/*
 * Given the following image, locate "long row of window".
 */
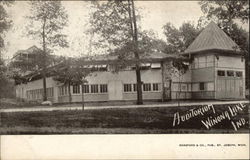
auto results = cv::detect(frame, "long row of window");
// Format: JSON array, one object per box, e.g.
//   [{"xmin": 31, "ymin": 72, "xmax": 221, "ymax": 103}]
[
  {"xmin": 124, "ymin": 83, "xmax": 160, "ymax": 92},
  {"xmin": 59, "ymin": 84, "xmax": 108, "ymax": 96},
  {"xmin": 27, "ymin": 88, "xmax": 54, "ymax": 100},
  {"xmin": 58, "ymin": 83, "xmax": 161, "ymax": 96},
  {"xmin": 217, "ymin": 70, "xmax": 242, "ymax": 77},
  {"xmin": 81, "ymin": 84, "xmax": 108, "ymax": 93}
]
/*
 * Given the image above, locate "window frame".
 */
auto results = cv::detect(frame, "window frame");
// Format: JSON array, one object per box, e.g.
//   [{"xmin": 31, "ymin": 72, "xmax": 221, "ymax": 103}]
[
  {"xmin": 226, "ymin": 70, "xmax": 235, "ymax": 77},
  {"xmin": 235, "ymin": 71, "xmax": 243, "ymax": 78},
  {"xmin": 100, "ymin": 84, "xmax": 108, "ymax": 93},
  {"xmin": 124, "ymin": 84, "xmax": 132, "ymax": 92},
  {"xmin": 82, "ymin": 84, "xmax": 89, "ymax": 93},
  {"xmin": 133, "ymin": 84, "xmax": 137, "ymax": 92},
  {"xmin": 217, "ymin": 70, "xmax": 225, "ymax": 77},
  {"xmin": 199, "ymin": 82, "xmax": 205, "ymax": 91},
  {"xmin": 72, "ymin": 85, "xmax": 80, "ymax": 94},
  {"xmin": 143, "ymin": 83, "xmax": 151, "ymax": 92},
  {"xmin": 152, "ymin": 83, "xmax": 160, "ymax": 91},
  {"xmin": 90, "ymin": 84, "xmax": 99, "ymax": 93}
]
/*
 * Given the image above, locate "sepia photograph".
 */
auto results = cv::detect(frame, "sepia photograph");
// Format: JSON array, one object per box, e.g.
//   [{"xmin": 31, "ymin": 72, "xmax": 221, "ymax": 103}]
[
  {"xmin": 0, "ymin": 0, "xmax": 249, "ymax": 135},
  {"xmin": 0, "ymin": 0, "xmax": 249, "ymax": 159}
]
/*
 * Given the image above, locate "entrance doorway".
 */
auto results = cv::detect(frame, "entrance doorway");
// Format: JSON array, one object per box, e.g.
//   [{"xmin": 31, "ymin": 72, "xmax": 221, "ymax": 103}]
[{"xmin": 217, "ymin": 78, "xmax": 243, "ymax": 99}]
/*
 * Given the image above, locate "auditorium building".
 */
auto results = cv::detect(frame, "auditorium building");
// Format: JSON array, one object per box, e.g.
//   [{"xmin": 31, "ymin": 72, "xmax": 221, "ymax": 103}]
[{"xmin": 14, "ymin": 22, "xmax": 246, "ymax": 103}]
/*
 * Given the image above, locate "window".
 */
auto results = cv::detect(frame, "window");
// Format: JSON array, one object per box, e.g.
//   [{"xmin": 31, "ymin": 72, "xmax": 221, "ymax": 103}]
[
  {"xmin": 227, "ymin": 70, "xmax": 234, "ymax": 77},
  {"xmin": 198, "ymin": 56, "xmax": 206, "ymax": 68},
  {"xmin": 27, "ymin": 88, "xmax": 53, "ymax": 100},
  {"xmin": 82, "ymin": 85, "xmax": 89, "ymax": 93},
  {"xmin": 206, "ymin": 55, "xmax": 214, "ymax": 67},
  {"xmin": 91, "ymin": 84, "xmax": 98, "ymax": 93},
  {"xmin": 143, "ymin": 83, "xmax": 151, "ymax": 91},
  {"xmin": 59, "ymin": 85, "xmax": 68, "ymax": 95},
  {"xmin": 153, "ymin": 83, "xmax": 159, "ymax": 91},
  {"xmin": 73, "ymin": 85, "xmax": 80, "ymax": 94},
  {"xmin": 64, "ymin": 86, "xmax": 68, "ymax": 95},
  {"xmin": 199, "ymin": 82, "xmax": 205, "ymax": 91},
  {"xmin": 34, "ymin": 90, "xmax": 38, "ymax": 99},
  {"xmin": 133, "ymin": 84, "xmax": 137, "ymax": 92},
  {"xmin": 38, "ymin": 89, "xmax": 42, "ymax": 99},
  {"xmin": 27, "ymin": 90, "xmax": 30, "ymax": 99},
  {"xmin": 31, "ymin": 90, "xmax": 35, "ymax": 99},
  {"xmin": 47, "ymin": 88, "xmax": 54, "ymax": 97},
  {"xmin": 217, "ymin": 70, "xmax": 225, "ymax": 76},
  {"xmin": 100, "ymin": 84, "xmax": 108, "ymax": 93},
  {"xmin": 124, "ymin": 84, "xmax": 132, "ymax": 92},
  {"xmin": 236, "ymin": 71, "xmax": 243, "ymax": 77},
  {"xmin": 181, "ymin": 84, "xmax": 187, "ymax": 91}
]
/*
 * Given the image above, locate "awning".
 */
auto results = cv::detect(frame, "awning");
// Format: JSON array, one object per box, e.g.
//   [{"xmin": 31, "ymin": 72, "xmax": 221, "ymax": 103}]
[
  {"xmin": 141, "ymin": 63, "xmax": 151, "ymax": 67},
  {"xmin": 151, "ymin": 63, "xmax": 161, "ymax": 68}
]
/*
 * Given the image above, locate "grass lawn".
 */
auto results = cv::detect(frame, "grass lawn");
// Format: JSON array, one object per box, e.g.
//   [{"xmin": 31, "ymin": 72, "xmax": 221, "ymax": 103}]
[{"xmin": 0, "ymin": 103, "xmax": 249, "ymax": 134}]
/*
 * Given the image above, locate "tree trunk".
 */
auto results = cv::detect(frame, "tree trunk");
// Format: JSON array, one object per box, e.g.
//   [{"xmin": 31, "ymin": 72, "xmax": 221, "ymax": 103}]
[
  {"xmin": 135, "ymin": 66, "xmax": 143, "ymax": 104},
  {"xmin": 130, "ymin": 0, "xmax": 143, "ymax": 105},
  {"xmin": 42, "ymin": 72, "xmax": 47, "ymax": 101},
  {"xmin": 42, "ymin": 17, "xmax": 47, "ymax": 101},
  {"xmin": 68, "ymin": 82, "xmax": 72, "ymax": 103}
]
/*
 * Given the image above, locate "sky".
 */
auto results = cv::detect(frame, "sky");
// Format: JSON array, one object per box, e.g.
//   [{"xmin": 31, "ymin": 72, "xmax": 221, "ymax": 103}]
[{"xmin": 2, "ymin": 1, "xmax": 248, "ymax": 60}]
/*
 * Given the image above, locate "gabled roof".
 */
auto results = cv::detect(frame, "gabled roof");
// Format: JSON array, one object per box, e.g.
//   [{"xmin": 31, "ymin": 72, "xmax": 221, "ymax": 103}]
[
  {"xmin": 17, "ymin": 45, "xmax": 42, "ymax": 55},
  {"xmin": 184, "ymin": 21, "xmax": 241, "ymax": 55},
  {"xmin": 12, "ymin": 45, "xmax": 42, "ymax": 60}
]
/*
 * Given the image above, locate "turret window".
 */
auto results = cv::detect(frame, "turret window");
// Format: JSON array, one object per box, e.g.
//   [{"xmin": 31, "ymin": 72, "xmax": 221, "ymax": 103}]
[
  {"xmin": 236, "ymin": 71, "xmax": 242, "ymax": 77},
  {"xmin": 227, "ymin": 70, "xmax": 234, "ymax": 77},
  {"xmin": 217, "ymin": 70, "xmax": 225, "ymax": 76}
]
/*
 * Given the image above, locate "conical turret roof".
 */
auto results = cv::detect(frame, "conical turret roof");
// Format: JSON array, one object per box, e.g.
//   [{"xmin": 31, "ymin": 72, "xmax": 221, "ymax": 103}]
[{"xmin": 184, "ymin": 21, "xmax": 241, "ymax": 54}]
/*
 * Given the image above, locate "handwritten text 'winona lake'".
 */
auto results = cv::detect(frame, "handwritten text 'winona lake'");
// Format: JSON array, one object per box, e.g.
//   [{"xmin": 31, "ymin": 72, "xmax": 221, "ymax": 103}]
[{"xmin": 172, "ymin": 103, "xmax": 248, "ymax": 131}]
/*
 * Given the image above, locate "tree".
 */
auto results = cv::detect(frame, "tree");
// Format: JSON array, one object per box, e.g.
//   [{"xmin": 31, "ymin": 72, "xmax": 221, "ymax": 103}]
[
  {"xmin": 199, "ymin": 0, "xmax": 249, "ymax": 51},
  {"xmin": 163, "ymin": 21, "xmax": 201, "ymax": 54},
  {"xmin": 53, "ymin": 58, "xmax": 91, "ymax": 108},
  {"xmin": 0, "ymin": 1, "xmax": 14, "ymax": 98},
  {"xmin": 89, "ymin": 0, "xmax": 160, "ymax": 104},
  {"xmin": 162, "ymin": 22, "xmax": 196, "ymax": 103},
  {"xmin": 26, "ymin": 1, "xmax": 69, "ymax": 101},
  {"xmin": 0, "ymin": 1, "xmax": 13, "ymax": 54},
  {"xmin": 199, "ymin": 0, "xmax": 249, "ymax": 89},
  {"xmin": 0, "ymin": 1, "xmax": 13, "ymax": 70},
  {"xmin": 199, "ymin": 0, "xmax": 249, "ymax": 25}
]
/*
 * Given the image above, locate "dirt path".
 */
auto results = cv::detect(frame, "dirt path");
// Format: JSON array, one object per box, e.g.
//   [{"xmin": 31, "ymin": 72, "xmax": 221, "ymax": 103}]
[{"xmin": 0, "ymin": 100, "xmax": 248, "ymax": 113}]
